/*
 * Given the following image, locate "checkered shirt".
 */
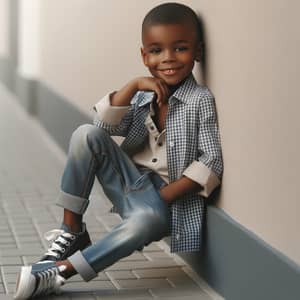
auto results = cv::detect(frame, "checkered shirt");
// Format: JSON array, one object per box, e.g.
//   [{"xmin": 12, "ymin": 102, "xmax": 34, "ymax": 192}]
[{"xmin": 93, "ymin": 74, "xmax": 223, "ymax": 252}]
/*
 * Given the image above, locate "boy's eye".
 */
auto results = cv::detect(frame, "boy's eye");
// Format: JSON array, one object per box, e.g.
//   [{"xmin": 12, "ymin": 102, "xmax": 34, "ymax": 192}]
[
  {"xmin": 175, "ymin": 46, "xmax": 188, "ymax": 52},
  {"xmin": 149, "ymin": 48, "xmax": 161, "ymax": 54}
]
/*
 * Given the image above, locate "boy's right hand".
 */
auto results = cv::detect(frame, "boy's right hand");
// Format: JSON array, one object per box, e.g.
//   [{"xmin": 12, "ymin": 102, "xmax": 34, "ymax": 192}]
[
  {"xmin": 110, "ymin": 76, "xmax": 169, "ymax": 108},
  {"xmin": 135, "ymin": 77, "xmax": 170, "ymax": 107}
]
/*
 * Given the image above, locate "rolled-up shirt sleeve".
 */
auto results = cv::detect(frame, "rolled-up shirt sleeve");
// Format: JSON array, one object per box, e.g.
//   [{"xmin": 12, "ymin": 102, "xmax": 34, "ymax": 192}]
[
  {"xmin": 183, "ymin": 160, "xmax": 220, "ymax": 197},
  {"xmin": 93, "ymin": 92, "xmax": 130, "ymax": 125}
]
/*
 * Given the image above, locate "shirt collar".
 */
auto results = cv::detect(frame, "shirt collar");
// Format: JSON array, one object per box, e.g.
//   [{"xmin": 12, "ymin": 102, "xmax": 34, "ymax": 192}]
[{"xmin": 138, "ymin": 73, "xmax": 198, "ymax": 107}]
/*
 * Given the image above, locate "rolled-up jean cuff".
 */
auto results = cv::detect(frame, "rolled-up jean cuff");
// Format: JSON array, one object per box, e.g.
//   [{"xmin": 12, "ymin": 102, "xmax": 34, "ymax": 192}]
[
  {"xmin": 56, "ymin": 190, "xmax": 89, "ymax": 215},
  {"xmin": 68, "ymin": 251, "xmax": 97, "ymax": 281}
]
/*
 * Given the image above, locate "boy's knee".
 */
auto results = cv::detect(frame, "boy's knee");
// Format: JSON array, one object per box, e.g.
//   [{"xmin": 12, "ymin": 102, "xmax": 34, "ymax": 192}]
[
  {"xmin": 128, "ymin": 210, "xmax": 168, "ymax": 242},
  {"xmin": 71, "ymin": 124, "xmax": 93, "ymax": 143},
  {"xmin": 72, "ymin": 124, "xmax": 97, "ymax": 140},
  {"xmin": 71, "ymin": 124, "xmax": 108, "ymax": 148},
  {"xmin": 69, "ymin": 124, "xmax": 100, "ymax": 158}
]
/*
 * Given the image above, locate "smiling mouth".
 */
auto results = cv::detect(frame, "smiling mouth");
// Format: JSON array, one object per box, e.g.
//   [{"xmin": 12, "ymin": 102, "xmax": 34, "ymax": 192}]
[{"xmin": 158, "ymin": 68, "xmax": 182, "ymax": 75}]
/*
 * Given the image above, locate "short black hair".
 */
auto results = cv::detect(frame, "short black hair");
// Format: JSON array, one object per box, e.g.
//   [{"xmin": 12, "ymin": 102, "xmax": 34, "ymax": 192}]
[{"xmin": 142, "ymin": 2, "xmax": 203, "ymax": 44}]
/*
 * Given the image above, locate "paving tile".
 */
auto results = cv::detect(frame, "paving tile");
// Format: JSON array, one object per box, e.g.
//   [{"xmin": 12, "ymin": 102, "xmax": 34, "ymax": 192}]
[
  {"xmin": 0, "ymin": 256, "xmax": 23, "ymax": 265},
  {"xmin": 94, "ymin": 289, "xmax": 152, "ymax": 299},
  {"xmin": 106, "ymin": 270, "xmax": 137, "ymax": 280},
  {"xmin": 2, "ymin": 266, "xmax": 22, "ymax": 274},
  {"xmin": 22, "ymin": 255, "xmax": 41, "ymax": 265},
  {"xmin": 0, "ymin": 226, "xmax": 10, "ymax": 231},
  {"xmin": 5, "ymin": 282, "xmax": 18, "ymax": 294},
  {"xmin": 62, "ymin": 280, "xmax": 115, "ymax": 292},
  {"xmin": 68, "ymin": 273, "xmax": 108, "ymax": 282},
  {"xmin": 16, "ymin": 236, "xmax": 41, "ymax": 243},
  {"xmin": 0, "ymin": 293, "xmax": 12, "ymax": 299},
  {"xmin": 133, "ymin": 267, "xmax": 184, "ymax": 279},
  {"xmin": 2, "ymin": 273, "xmax": 18, "ymax": 284},
  {"xmin": 0, "ymin": 237, "xmax": 15, "ymax": 244},
  {"xmin": 120, "ymin": 252, "xmax": 147, "ymax": 262},
  {"xmin": 17, "ymin": 242, "xmax": 43, "ymax": 249},
  {"xmin": 0, "ymin": 244, "xmax": 17, "ymax": 250},
  {"xmin": 68, "ymin": 294, "xmax": 96, "ymax": 300},
  {"xmin": 167, "ymin": 273, "xmax": 200, "ymax": 288},
  {"xmin": 143, "ymin": 251, "xmax": 174, "ymax": 261},
  {"xmin": 42, "ymin": 295, "xmax": 70, "ymax": 300},
  {"xmin": 107, "ymin": 259, "xmax": 181, "ymax": 272},
  {"xmin": 142, "ymin": 243, "xmax": 163, "ymax": 252},
  {"xmin": 157, "ymin": 296, "xmax": 210, "ymax": 300},
  {"xmin": 0, "ymin": 248, "xmax": 43, "ymax": 257},
  {"xmin": 116, "ymin": 278, "xmax": 172, "ymax": 289},
  {"xmin": 12, "ymin": 224, "xmax": 35, "ymax": 230},
  {"xmin": 149, "ymin": 286, "xmax": 210, "ymax": 299}
]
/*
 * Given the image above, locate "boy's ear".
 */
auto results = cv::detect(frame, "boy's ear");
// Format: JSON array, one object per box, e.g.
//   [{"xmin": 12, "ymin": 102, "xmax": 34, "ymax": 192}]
[
  {"xmin": 195, "ymin": 42, "xmax": 203, "ymax": 62},
  {"xmin": 140, "ymin": 47, "xmax": 149, "ymax": 66}
]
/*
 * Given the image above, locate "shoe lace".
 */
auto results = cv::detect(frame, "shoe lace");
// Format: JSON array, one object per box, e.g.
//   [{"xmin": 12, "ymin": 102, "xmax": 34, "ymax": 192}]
[
  {"xmin": 44, "ymin": 229, "xmax": 75, "ymax": 259},
  {"xmin": 33, "ymin": 265, "xmax": 66, "ymax": 297}
]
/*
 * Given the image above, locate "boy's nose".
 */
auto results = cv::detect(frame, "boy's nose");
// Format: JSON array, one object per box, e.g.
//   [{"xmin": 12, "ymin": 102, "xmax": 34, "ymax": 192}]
[{"xmin": 162, "ymin": 49, "xmax": 175, "ymax": 62}]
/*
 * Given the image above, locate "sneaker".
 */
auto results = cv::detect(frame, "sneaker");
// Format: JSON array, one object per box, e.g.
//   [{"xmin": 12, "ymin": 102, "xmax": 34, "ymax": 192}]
[
  {"xmin": 40, "ymin": 223, "xmax": 91, "ymax": 262},
  {"xmin": 14, "ymin": 261, "xmax": 66, "ymax": 299}
]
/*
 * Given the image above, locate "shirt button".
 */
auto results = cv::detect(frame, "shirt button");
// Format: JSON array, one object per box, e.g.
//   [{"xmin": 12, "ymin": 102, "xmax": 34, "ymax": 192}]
[
  {"xmin": 176, "ymin": 234, "xmax": 180, "ymax": 240},
  {"xmin": 158, "ymin": 142, "xmax": 163, "ymax": 146},
  {"xmin": 152, "ymin": 158, "xmax": 157, "ymax": 163},
  {"xmin": 169, "ymin": 141, "xmax": 175, "ymax": 147},
  {"xmin": 150, "ymin": 126, "xmax": 155, "ymax": 130}
]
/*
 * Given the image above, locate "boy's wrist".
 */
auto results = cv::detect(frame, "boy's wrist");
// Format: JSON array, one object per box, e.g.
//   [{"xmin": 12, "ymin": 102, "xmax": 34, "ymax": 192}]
[{"xmin": 110, "ymin": 79, "xmax": 139, "ymax": 106}]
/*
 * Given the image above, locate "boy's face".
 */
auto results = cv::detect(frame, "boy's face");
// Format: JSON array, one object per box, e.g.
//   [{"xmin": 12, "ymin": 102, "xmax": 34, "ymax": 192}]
[{"xmin": 141, "ymin": 22, "xmax": 201, "ymax": 87}]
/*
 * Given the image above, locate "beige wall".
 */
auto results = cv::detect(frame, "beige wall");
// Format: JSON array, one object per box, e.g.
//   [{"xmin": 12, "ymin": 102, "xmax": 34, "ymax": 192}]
[
  {"xmin": 18, "ymin": 0, "xmax": 41, "ymax": 77},
  {"xmin": 196, "ymin": 0, "xmax": 300, "ymax": 264},
  {"xmin": 0, "ymin": 0, "xmax": 9, "ymax": 57},
  {"xmin": 19, "ymin": 0, "xmax": 300, "ymax": 265}
]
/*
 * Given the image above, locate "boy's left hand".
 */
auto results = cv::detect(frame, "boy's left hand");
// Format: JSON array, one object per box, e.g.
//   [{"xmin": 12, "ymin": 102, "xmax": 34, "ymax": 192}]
[
  {"xmin": 159, "ymin": 176, "xmax": 203, "ymax": 204},
  {"xmin": 159, "ymin": 186, "xmax": 173, "ymax": 204}
]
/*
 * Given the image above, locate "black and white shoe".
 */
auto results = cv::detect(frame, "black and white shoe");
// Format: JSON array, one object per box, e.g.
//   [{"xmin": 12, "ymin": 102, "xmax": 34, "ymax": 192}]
[
  {"xmin": 14, "ymin": 261, "xmax": 66, "ymax": 299},
  {"xmin": 40, "ymin": 223, "xmax": 91, "ymax": 262}
]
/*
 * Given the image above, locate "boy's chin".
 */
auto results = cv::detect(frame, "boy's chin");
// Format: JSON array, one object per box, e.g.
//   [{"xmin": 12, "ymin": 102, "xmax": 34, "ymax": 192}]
[
  {"xmin": 154, "ymin": 76, "xmax": 187, "ymax": 88},
  {"xmin": 165, "ymin": 77, "xmax": 189, "ymax": 88}
]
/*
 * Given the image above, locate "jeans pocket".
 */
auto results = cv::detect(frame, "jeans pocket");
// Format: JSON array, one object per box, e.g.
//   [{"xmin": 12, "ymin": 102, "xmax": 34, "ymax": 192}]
[{"xmin": 127, "ymin": 172, "xmax": 152, "ymax": 192}]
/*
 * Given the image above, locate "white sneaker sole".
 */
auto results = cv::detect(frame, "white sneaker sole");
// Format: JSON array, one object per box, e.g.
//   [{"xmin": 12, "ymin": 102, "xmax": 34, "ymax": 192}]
[{"xmin": 14, "ymin": 266, "xmax": 36, "ymax": 300}]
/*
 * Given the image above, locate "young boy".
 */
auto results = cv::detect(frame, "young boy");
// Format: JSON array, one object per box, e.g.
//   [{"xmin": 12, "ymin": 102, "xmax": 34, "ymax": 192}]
[{"xmin": 14, "ymin": 2, "xmax": 223, "ymax": 299}]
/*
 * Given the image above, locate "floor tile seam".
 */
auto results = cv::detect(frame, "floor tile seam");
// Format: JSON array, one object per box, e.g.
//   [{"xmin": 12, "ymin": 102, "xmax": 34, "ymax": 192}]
[{"xmin": 0, "ymin": 267, "xmax": 8, "ymax": 294}]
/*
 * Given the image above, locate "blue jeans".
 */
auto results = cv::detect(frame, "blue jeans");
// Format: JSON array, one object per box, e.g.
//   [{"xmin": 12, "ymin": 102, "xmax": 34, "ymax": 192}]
[{"xmin": 56, "ymin": 124, "xmax": 171, "ymax": 281}]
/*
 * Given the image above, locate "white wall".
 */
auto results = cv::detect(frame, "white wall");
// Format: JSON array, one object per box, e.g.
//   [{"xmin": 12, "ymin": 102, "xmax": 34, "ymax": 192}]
[
  {"xmin": 0, "ymin": 0, "xmax": 9, "ymax": 57},
  {"xmin": 18, "ymin": 0, "xmax": 41, "ymax": 78}
]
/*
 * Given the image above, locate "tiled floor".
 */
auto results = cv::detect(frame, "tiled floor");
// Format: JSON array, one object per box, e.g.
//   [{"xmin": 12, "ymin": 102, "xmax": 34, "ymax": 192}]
[{"xmin": 0, "ymin": 83, "xmax": 221, "ymax": 299}]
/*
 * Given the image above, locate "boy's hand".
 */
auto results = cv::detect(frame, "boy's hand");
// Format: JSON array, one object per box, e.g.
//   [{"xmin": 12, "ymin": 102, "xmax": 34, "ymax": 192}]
[
  {"xmin": 110, "ymin": 76, "xmax": 169, "ymax": 108},
  {"xmin": 135, "ymin": 77, "xmax": 170, "ymax": 108},
  {"xmin": 159, "ymin": 177, "xmax": 203, "ymax": 204},
  {"xmin": 159, "ymin": 186, "xmax": 173, "ymax": 204}
]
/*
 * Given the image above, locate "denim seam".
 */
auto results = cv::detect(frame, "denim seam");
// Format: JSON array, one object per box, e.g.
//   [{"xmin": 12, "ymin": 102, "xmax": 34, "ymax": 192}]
[
  {"xmin": 81, "ymin": 153, "xmax": 97, "ymax": 198},
  {"xmin": 86, "ymin": 131, "xmax": 128, "ymax": 191}
]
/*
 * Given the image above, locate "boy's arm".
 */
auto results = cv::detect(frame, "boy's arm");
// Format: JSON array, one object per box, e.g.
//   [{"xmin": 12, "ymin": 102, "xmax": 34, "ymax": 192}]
[
  {"xmin": 93, "ymin": 77, "xmax": 170, "ymax": 135},
  {"xmin": 92, "ymin": 79, "xmax": 139, "ymax": 134}
]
